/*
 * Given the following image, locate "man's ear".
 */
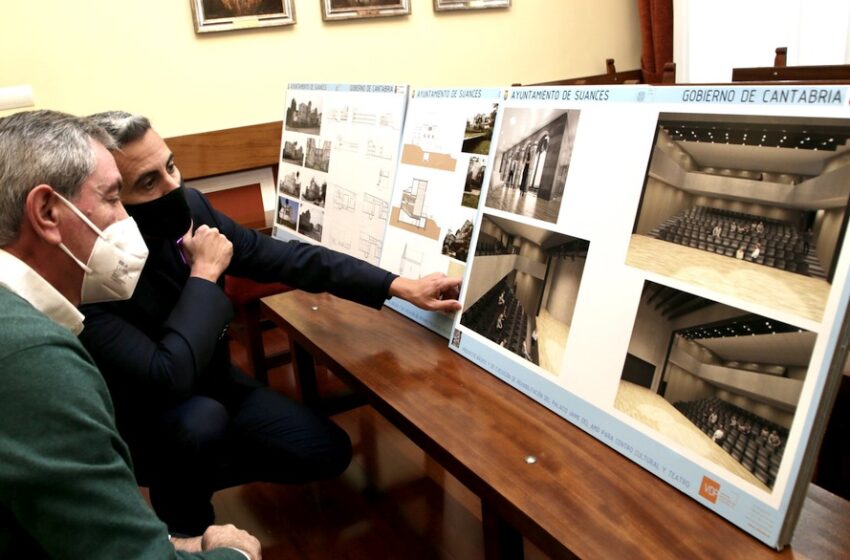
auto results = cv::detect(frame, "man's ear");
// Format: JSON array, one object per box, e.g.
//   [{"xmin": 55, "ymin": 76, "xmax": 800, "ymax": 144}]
[{"xmin": 25, "ymin": 185, "xmax": 63, "ymax": 245}]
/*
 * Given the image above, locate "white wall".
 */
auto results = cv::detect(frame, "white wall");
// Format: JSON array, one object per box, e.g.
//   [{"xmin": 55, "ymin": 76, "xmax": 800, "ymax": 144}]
[
  {"xmin": 674, "ymin": 0, "xmax": 850, "ymax": 83},
  {"xmin": 542, "ymin": 255, "xmax": 585, "ymax": 325},
  {"xmin": 0, "ymin": 0, "xmax": 641, "ymax": 137},
  {"xmin": 463, "ymin": 254, "xmax": 517, "ymax": 311}
]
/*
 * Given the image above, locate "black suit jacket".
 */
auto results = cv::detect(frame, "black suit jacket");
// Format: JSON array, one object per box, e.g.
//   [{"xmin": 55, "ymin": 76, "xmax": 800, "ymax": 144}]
[{"xmin": 79, "ymin": 188, "xmax": 396, "ymax": 434}]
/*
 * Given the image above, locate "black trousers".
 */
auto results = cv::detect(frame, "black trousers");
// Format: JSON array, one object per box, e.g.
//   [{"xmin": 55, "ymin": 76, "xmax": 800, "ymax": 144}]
[{"xmin": 126, "ymin": 368, "xmax": 352, "ymax": 535}]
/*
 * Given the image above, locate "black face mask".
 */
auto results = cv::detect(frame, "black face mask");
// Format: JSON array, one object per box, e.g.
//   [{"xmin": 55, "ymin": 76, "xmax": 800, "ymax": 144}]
[{"xmin": 124, "ymin": 184, "xmax": 192, "ymax": 240}]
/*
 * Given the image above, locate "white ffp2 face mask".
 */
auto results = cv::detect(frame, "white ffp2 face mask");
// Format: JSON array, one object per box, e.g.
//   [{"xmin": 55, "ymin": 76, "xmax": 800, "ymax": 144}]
[{"xmin": 54, "ymin": 193, "xmax": 149, "ymax": 304}]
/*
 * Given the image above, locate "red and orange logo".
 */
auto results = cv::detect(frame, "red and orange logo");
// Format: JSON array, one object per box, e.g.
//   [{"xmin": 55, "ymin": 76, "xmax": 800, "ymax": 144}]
[{"xmin": 699, "ymin": 476, "xmax": 720, "ymax": 504}]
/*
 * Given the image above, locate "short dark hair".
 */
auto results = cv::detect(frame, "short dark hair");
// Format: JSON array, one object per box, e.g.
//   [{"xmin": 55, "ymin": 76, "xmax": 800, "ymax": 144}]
[{"xmin": 88, "ymin": 111, "xmax": 152, "ymax": 149}]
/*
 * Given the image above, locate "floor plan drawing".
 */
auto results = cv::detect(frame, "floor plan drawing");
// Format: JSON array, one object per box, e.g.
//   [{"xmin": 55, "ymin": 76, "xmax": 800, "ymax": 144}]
[
  {"xmin": 334, "ymin": 134, "xmax": 360, "ymax": 155},
  {"xmin": 374, "ymin": 167, "xmax": 393, "ymax": 199},
  {"xmin": 327, "ymin": 225, "xmax": 353, "ymax": 252},
  {"xmin": 327, "ymin": 105, "xmax": 350, "ymax": 123},
  {"xmin": 399, "ymin": 242, "xmax": 425, "ymax": 279},
  {"xmin": 333, "ymin": 185, "xmax": 357, "ymax": 212},
  {"xmin": 359, "ymin": 231, "xmax": 383, "ymax": 262},
  {"xmin": 366, "ymin": 138, "xmax": 395, "ymax": 161},
  {"xmin": 362, "ymin": 192, "xmax": 389, "ymax": 221}
]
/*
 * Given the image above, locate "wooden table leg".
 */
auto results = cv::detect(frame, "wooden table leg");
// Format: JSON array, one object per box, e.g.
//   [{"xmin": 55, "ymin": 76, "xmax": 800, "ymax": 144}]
[
  {"xmin": 292, "ymin": 339, "xmax": 320, "ymax": 407},
  {"xmin": 482, "ymin": 502, "xmax": 524, "ymax": 560}
]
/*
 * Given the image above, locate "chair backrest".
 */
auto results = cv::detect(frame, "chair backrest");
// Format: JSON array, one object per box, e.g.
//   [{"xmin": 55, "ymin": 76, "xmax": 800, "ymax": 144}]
[
  {"xmin": 514, "ymin": 58, "xmax": 647, "ymax": 87},
  {"xmin": 732, "ymin": 46, "xmax": 850, "ymax": 83},
  {"xmin": 204, "ymin": 183, "xmax": 268, "ymax": 231}
]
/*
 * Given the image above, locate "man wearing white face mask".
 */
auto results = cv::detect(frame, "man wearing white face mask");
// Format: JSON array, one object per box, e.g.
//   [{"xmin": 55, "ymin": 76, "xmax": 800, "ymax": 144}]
[
  {"xmin": 52, "ymin": 191, "xmax": 149, "ymax": 304},
  {"xmin": 0, "ymin": 110, "xmax": 261, "ymax": 560}
]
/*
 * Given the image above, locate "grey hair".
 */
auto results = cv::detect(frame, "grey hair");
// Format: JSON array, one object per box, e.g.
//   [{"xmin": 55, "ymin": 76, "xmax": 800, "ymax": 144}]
[
  {"xmin": 0, "ymin": 110, "xmax": 115, "ymax": 247},
  {"xmin": 88, "ymin": 111, "xmax": 152, "ymax": 149}
]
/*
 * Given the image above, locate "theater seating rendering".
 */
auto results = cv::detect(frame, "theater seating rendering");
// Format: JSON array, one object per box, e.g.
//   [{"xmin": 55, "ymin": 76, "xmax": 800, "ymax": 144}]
[
  {"xmin": 651, "ymin": 206, "xmax": 824, "ymax": 278},
  {"xmin": 461, "ymin": 277, "xmax": 534, "ymax": 363},
  {"xmin": 674, "ymin": 396, "xmax": 787, "ymax": 488}
]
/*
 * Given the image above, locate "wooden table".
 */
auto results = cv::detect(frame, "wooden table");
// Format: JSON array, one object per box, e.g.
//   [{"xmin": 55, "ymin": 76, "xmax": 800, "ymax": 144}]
[{"xmin": 262, "ymin": 291, "xmax": 850, "ymax": 559}]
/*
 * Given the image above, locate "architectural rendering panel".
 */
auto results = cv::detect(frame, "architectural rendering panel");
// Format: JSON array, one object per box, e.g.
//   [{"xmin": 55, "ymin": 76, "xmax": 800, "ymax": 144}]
[
  {"xmin": 380, "ymin": 88, "xmax": 505, "ymax": 337},
  {"xmin": 273, "ymin": 83, "xmax": 408, "ymax": 265},
  {"xmin": 449, "ymin": 84, "xmax": 850, "ymax": 549}
]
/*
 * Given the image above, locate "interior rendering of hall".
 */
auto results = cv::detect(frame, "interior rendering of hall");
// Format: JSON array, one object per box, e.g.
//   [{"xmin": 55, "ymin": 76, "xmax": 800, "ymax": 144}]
[
  {"xmin": 460, "ymin": 214, "xmax": 589, "ymax": 375},
  {"xmin": 485, "ymin": 108, "xmax": 581, "ymax": 224},
  {"xmin": 615, "ymin": 280, "xmax": 813, "ymax": 492},
  {"xmin": 627, "ymin": 113, "xmax": 850, "ymax": 323}
]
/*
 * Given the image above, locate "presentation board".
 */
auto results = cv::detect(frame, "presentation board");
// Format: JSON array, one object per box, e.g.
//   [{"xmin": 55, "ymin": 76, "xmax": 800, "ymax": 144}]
[
  {"xmin": 272, "ymin": 83, "xmax": 408, "ymax": 265},
  {"xmin": 268, "ymin": 80, "xmax": 850, "ymax": 548},
  {"xmin": 379, "ymin": 87, "xmax": 504, "ymax": 336},
  {"xmin": 448, "ymin": 83, "xmax": 850, "ymax": 549}
]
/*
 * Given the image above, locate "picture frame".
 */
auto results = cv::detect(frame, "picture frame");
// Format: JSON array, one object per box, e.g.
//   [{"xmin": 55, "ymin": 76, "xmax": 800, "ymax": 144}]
[
  {"xmin": 433, "ymin": 0, "xmax": 510, "ymax": 11},
  {"xmin": 191, "ymin": 0, "xmax": 295, "ymax": 33},
  {"xmin": 321, "ymin": 0, "xmax": 411, "ymax": 21}
]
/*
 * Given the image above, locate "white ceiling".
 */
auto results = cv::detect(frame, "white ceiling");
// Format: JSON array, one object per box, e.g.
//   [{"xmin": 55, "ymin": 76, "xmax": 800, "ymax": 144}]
[
  {"xmin": 676, "ymin": 141, "xmax": 848, "ymax": 176},
  {"xmin": 486, "ymin": 214, "xmax": 570, "ymax": 247},
  {"xmin": 697, "ymin": 331, "xmax": 816, "ymax": 367}
]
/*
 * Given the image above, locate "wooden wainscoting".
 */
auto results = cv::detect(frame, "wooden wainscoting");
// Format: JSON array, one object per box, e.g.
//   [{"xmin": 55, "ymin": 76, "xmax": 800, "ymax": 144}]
[{"xmin": 167, "ymin": 121, "xmax": 282, "ymax": 181}]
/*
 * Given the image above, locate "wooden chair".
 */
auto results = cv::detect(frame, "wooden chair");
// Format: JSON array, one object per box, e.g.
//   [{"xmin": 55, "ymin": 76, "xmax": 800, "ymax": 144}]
[
  {"xmin": 515, "ymin": 58, "xmax": 643, "ymax": 87},
  {"xmin": 660, "ymin": 61, "xmax": 677, "ymax": 84},
  {"xmin": 516, "ymin": 58, "xmax": 675, "ymax": 87},
  {"xmin": 224, "ymin": 275, "xmax": 292, "ymax": 385},
  {"xmin": 732, "ymin": 46, "xmax": 850, "ymax": 83}
]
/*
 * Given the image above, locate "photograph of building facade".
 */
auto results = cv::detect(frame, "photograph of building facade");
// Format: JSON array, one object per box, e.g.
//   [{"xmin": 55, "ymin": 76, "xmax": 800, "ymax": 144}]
[
  {"xmin": 279, "ymin": 168, "xmax": 301, "ymax": 198},
  {"xmin": 297, "ymin": 207, "xmax": 324, "ymax": 241},
  {"xmin": 276, "ymin": 195, "xmax": 299, "ymax": 230},
  {"xmin": 302, "ymin": 175, "xmax": 327, "ymax": 207},
  {"xmin": 462, "ymin": 103, "xmax": 497, "ymax": 155},
  {"xmin": 485, "ymin": 108, "xmax": 580, "ymax": 223},
  {"xmin": 305, "ymin": 138, "xmax": 332, "ymax": 172},
  {"xmin": 282, "ymin": 139, "xmax": 305, "ymax": 166},
  {"xmin": 285, "ymin": 97, "xmax": 323, "ymax": 134}
]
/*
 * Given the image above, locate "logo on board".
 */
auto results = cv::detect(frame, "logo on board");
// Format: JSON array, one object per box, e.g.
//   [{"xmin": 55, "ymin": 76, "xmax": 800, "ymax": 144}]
[{"xmin": 699, "ymin": 476, "xmax": 720, "ymax": 504}]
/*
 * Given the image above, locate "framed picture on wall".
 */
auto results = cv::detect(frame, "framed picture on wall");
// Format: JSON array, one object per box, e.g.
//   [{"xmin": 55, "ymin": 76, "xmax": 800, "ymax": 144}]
[
  {"xmin": 433, "ymin": 0, "xmax": 510, "ymax": 11},
  {"xmin": 321, "ymin": 0, "xmax": 411, "ymax": 21},
  {"xmin": 191, "ymin": 0, "xmax": 295, "ymax": 33}
]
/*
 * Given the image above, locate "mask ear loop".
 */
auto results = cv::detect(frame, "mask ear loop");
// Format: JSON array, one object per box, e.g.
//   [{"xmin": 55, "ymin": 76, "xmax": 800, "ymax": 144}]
[
  {"xmin": 53, "ymin": 191, "xmax": 108, "ymax": 240},
  {"xmin": 57, "ymin": 242, "xmax": 94, "ymax": 274},
  {"xmin": 52, "ymin": 190, "xmax": 106, "ymax": 274}
]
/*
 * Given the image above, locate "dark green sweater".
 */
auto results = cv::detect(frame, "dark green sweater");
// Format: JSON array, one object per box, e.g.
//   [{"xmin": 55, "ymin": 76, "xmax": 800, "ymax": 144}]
[{"xmin": 0, "ymin": 288, "xmax": 240, "ymax": 559}]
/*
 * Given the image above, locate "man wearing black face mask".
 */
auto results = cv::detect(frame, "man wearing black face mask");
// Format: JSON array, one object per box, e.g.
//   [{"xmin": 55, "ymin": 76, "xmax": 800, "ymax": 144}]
[{"xmin": 79, "ymin": 111, "xmax": 463, "ymax": 536}]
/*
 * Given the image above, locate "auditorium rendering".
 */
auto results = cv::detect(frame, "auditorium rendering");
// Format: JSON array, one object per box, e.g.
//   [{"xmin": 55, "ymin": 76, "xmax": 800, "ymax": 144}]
[
  {"xmin": 615, "ymin": 280, "xmax": 813, "ymax": 491},
  {"xmin": 627, "ymin": 113, "xmax": 850, "ymax": 323},
  {"xmin": 460, "ymin": 214, "xmax": 589, "ymax": 374}
]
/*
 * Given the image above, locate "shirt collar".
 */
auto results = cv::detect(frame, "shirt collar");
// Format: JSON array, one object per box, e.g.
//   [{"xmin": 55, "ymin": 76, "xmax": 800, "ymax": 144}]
[{"xmin": 0, "ymin": 249, "xmax": 85, "ymax": 335}]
